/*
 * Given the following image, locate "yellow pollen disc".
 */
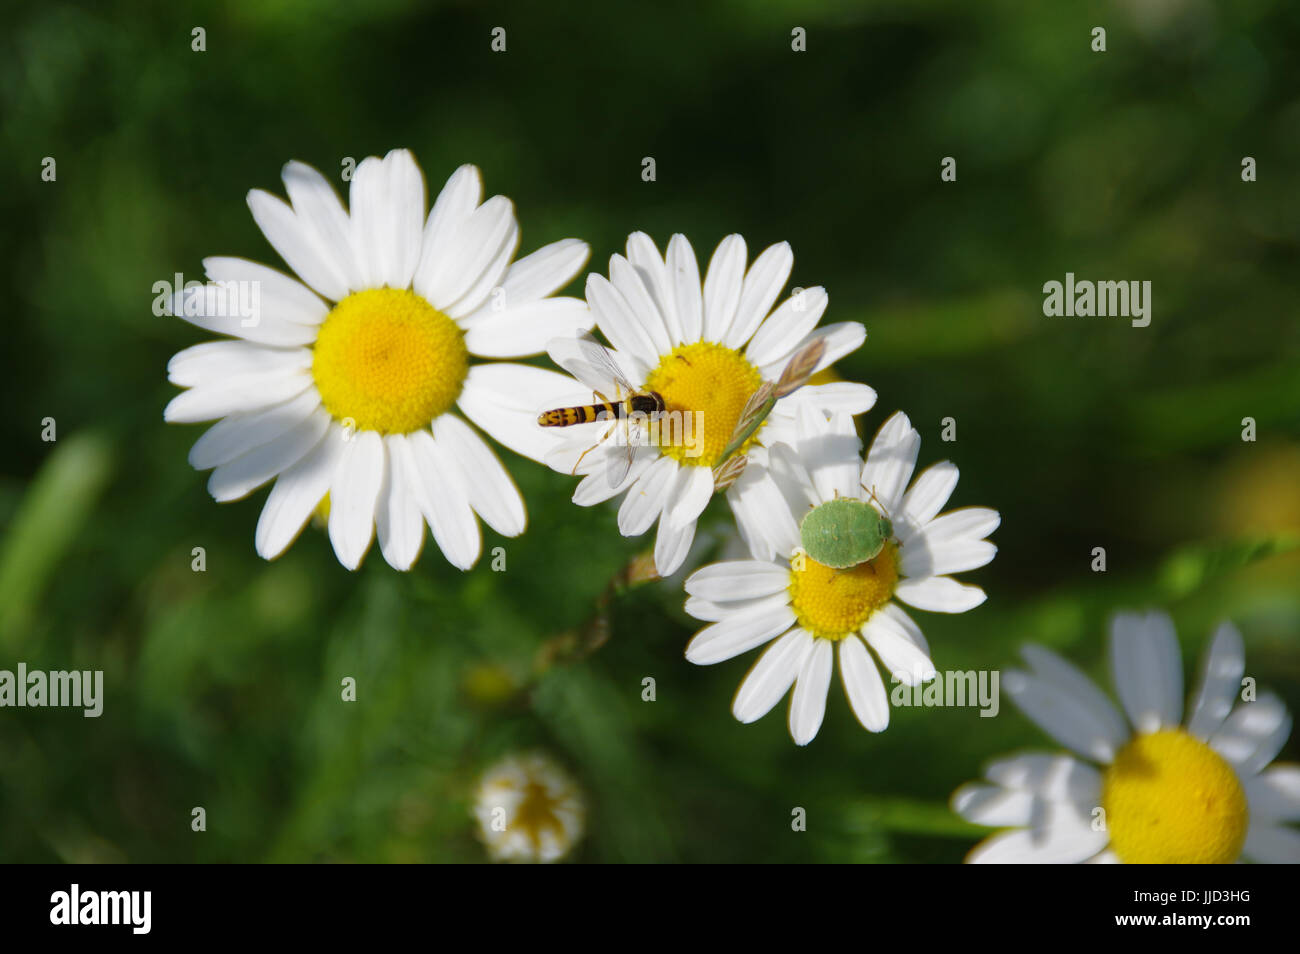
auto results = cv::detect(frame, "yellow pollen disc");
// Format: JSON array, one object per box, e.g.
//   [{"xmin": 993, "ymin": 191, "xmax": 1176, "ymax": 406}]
[
  {"xmin": 514, "ymin": 781, "xmax": 566, "ymax": 851},
  {"xmin": 311, "ymin": 288, "xmax": 468, "ymax": 435},
  {"xmin": 643, "ymin": 341, "xmax": 763, "ymax": 467},
  {"xmin": 788, "ymin": 543, "xmax": 900, "ymax": 641},
  {"xmin": 1101, "ymin": 729, "xmax": 1248, "ymax": 864}
]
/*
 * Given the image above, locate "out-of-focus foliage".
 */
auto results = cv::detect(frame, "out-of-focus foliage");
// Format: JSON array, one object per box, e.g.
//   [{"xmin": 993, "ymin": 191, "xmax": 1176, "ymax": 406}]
[{"xmin": 0, "ymin": 0, "xmax": 1296, "ymax": 863}]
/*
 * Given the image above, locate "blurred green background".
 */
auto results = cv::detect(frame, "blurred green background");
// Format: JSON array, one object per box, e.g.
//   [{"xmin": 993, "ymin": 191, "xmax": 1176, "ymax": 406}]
[{"xmin": 1, "ymin": 0, "xmax": 1298, "ymax": 862}]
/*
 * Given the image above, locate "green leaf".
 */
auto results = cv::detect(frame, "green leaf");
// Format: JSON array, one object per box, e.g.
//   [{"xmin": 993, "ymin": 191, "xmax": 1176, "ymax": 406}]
[{"xmin": 0, "ymin": 432, "xmax": 113, "ymax": 647}]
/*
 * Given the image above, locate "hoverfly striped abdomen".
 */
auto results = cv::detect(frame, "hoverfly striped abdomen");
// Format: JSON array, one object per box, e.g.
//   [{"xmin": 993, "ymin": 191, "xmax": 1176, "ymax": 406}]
[{"xmin": 537, "ymin": 401, "xmax": 617, "ymax": 427}]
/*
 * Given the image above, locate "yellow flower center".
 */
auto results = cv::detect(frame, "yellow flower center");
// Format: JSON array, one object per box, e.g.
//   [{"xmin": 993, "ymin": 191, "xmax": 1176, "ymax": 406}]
[
  {"xmin": 513, "ymin": 780, "xmax": 567, "ymax": 853},
  {"xmin": 643, "ymin": 341, "xmax": 763, "ymax": 467},
  {"xmin": 1101, "ymin": 729, "xmax": 1248, "ymax": 864},
  {"xmin": 788, "ymin": 543, "xmax": 900, "ymax": 641},
  {"xmin": 311, "ymin": 288, "xmax": 468, "ymax": 435}
]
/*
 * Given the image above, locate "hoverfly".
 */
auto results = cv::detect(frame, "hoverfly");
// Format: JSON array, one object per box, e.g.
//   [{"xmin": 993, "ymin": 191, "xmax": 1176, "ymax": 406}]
[{"xmin": 539, "ymin": 334, "xmax": 667, "ymax": 486}]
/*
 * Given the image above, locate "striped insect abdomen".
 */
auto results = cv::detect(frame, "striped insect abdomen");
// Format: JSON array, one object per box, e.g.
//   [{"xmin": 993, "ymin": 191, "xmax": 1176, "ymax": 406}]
[{"xmin": 536, "ymin": 403, "xmax": 615, "ymax": 427}]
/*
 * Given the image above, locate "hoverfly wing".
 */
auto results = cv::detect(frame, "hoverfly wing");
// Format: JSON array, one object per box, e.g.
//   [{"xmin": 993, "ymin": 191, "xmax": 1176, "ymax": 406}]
[{"xmin": 547, "ymin": 332, "xmax": 637, "ymax": 400}]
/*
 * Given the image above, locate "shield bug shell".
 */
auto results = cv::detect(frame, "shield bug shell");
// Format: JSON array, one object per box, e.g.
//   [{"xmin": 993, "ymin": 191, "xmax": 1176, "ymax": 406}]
[{"xmin": 798, "ymin": 497, "xmax": 893, "ymax": 569}]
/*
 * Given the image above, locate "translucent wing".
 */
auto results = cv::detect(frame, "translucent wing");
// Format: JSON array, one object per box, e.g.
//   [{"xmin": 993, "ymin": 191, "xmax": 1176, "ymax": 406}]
[{"xmin": 548, "ymin": 332, "xmax": 636, "ymax": 398}]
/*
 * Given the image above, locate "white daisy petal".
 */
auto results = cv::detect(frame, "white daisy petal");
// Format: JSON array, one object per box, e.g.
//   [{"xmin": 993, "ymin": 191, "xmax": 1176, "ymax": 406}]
[
  {"xmin": 654, "ymin": 516, "xmax": 697, "ymax": 578},
  {"xmin": 862, "ymin": 616, "xmax": 936, "ymax": 685},
  {"xmin": 464, "ymin": 298, "xmax": 594, "ymax": 358},
  {"xmin": 743, "ymin": 286, "xmax": 827, "ymax": 368},
  {"xmin": 428, "ymin": 195, "xmax": 516, "ymax": 311},
  {"xmin": 571, "ymin": 446, "xmax": 657, "ymax": 505},
  {"xmin": 732, "ymin": 627, "xmax": 814, "ymax": 724},
  {"xmin": 919, "ymin": 507, "xmax": 1001, "ymax": 546},
  {"xmin": 446, "ymin": 219, "xmax": 520, "ymax": 319},
  {"xmin": 800, "ymin": 407, "xmax": 862, "ymax": 503},
  {"xmin": 348, "ymin": 150, "xmax": 426, "ymax": 290},
  {"xmin": 724, "ymin": 241, "xmax": 792, "ymax": 349},
  {"xmin": 663, "ymin": 464, "xmax": 714, "ymax": 532},
  {"xmin": 617, "ymin": 456, "xmax": 677, "ymax": 536},
  {"xmin": 893, "ymin": 575, "xmax": 986, "ymax": 613},
  {"xmin": 1242, "ymin": 823, "xmax": 1300, "ymax": 864},
  {"xmin": 1245, "ymin": 766, "xmax": 1300, "ymax": 822},
  {"xmin": 499, "ymin": 237, "xmax": 590, "ymax": 304},
  {"xmin": 246, "ymin": 187, "xmax": 349, "ymax": 302},
  {"xmin": 456, "ymin": 362, "xmax": 582, "ymax": 463},
  {"xmin": 685, "ymin": 561, "xmax": 791, "ymax": 602},
  {"xmin": 384, "ymin": 149, "xmax": 431, "ymax": 289},
  {"xmin": 900, "ymin": 532, "xmax": 998, "ymax": 577},
  {"xmin": 1210, "ymin": 692, "xmax": 1292, "ymax": 776},
  {"xmin": 726, "ymin": 458, "xmax": 802, "ymax": 561},
  {"xmin": 202, "ymin": 256, "xmax": 331, "ymax": 326},
  {"xmin": 625, "ymin": 232, "xmax": 683, "ymax": 345},
  {"xmin": 586, "ymin": 273, "xmax": 659, "ymax": 369},
  {"xmin": 432, "ymin": 414, "xmax": 526, "ymax": 537},
  {"xmin": 808, "ymin": 321, "xmax": 867, "ymax": 368},
  {"xmin": 405, "ymin": 428, "xmax": 482, "ymax": 570},
  {"xmin": 951, "ymin": 783, "xmax": 1036, "ymax": 827},
  {"xmin": 879, "ymin": 603, "xmax": 931, "ymax": 657},
  {"xmin": 788, "ymin": 637, "xmax": 833, "ymax": 745},
  {"xmin": 166, "ymin": 341, "xmax": 313, "ymax": 388},
  {"xmin": 413, "ymin": 164, "xmax": 483, "ymax": 302},
  {"xmin": 375, "ymin": 434, "xmax": 426, "ymax": 571},
  {"xmin": 281, "ymin": 160, "xmax": 363, "ymax": 292},
  {"xmin": 187, "ymin": 388, "xmax": 322, "ymax": 470},
  {"xmin": 685, "ymin": 591, "xmax": 793, "ymax": 624},
  {"xmin": 684, "ymin": 602, "xmax": 797, "ymax": 666},
  {"xmin": 666, "ymin": 234, "xmax": 704, "ymax": 343},
  {"xmin": 169, "ymin": 282, "xmax": 319, "ymax": 347},
  {"xmin": 965, "ymin": 808, "xmax": 1109, "ymax": 864},
  {"xmin": 786, "ymin": 381, "xmax": 878, "ymax": 418},
  {"xmin": 860, "ymin": 411, "xmax": 920, "ymax": 515},
  {"xmin": 1187, "ymin": 620, "xmax": 1246, "ymax": 741},
  {"xmin": 1085, "ymin": 850, "xmax": 1122, "ymax": 863},
  {"xmin": 206, "ymin": 406, "xmax": 331, "ymax": 502},
  {"xmin": 610, "ymin": 255, "xmax": 672, "ymax": 357},
  {"xmin": 327, "ymin": 430, "xmax": 385, "ymax": 570},
  {"xmin": 1109, "ymin": 610, "xmax": 1183, "ymax": 734},
  {"xmin": 1003, "ymin": 658, "xmax": 1127, "ymax": 764},
  {"xmin": 701, "ymin": 234, "xmax": 746, "ymax": 342},
  {"xmin": 254, "ymin": 426, "xmax": 346, "ymax": 560},
  {"xmin": 983, "ymin": 752, "xmax": 1103, "ymax": 808},
  {"xmin": 1021, "ymin": 644, "xmax": 1130, "ymax": 756},
  {"xmin": 164, "ymin": 370, "xmax": 314, "ymax": 424},
  {"xmin": 838, "ymin": 635, "xmax": 890, "ymax": 733},
  {"xmin": 900, "ymin": 461, "xmax": 960, "ymax": 527}
]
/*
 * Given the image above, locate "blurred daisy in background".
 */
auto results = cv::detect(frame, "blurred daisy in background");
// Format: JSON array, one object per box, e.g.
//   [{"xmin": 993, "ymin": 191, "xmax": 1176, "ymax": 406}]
[
  {"xmin": 682, "ymin": 410, "xmax": 999, "ymax": 745},
  {"xmin": 544, "ymin": 232, "xmax": 875, "ymax": 577},
  {"xmin": 164, "ymin": 149, "xmax": 592, "ymax": 571},
  {"xmin": 472, "ymin": 751, "xmax": 585, "ymax": 863},
  {"xmin": 952, "ymin": 611, "xmax": 1299, "ymax": 863}
]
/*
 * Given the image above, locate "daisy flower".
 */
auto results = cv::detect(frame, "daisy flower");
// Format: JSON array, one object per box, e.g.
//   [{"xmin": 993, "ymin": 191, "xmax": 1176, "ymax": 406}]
[
  {"xmin": 472, "ymin": 751, "xmax": 585, "ymax": 863},
  {"xmin": 952, "ymin": 611, "xmax": 1300, "ymax": 863},
  {"xmin": 682, "ymin": 410, "xmax": 999, "ymax": 745},
  {"xmin": 544, "ymin": 232, "xmax": 876, "ymax": 576},
  {"xmin": 164, "ymin": 149, "xmax": 594, "ymax": 571}
]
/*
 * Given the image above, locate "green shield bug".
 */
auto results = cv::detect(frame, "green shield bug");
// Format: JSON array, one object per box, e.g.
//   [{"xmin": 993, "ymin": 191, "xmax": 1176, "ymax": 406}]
[{"xmin": 798, "ymin": 496, "xmax": 893, "ymax": 569}]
